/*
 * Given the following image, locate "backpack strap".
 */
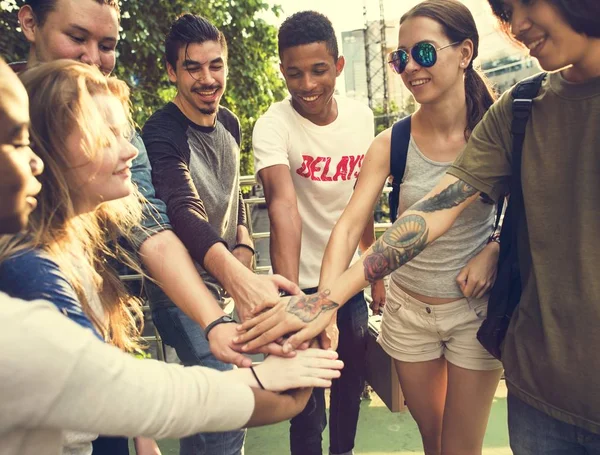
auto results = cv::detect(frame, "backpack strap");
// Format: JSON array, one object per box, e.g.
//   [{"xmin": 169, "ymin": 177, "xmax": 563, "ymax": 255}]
[
  {"xmin": 389, "ymin": 115, "xmax": 412, "ymax": 222},
  {"xmin": 505, "ymin": 72, "xmax": 547, "ymax": 245},
  {"xmin": 510, "ymin": 72, "xmax": 547, "ymax": 180}
]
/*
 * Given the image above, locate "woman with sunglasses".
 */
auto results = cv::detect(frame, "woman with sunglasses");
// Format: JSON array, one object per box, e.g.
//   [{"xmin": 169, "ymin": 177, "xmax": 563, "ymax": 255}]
[
  {"xmin": 239, "ymin": 0, "xmax": 600, "ymax": 451},
  {"xmin": 240, "ymin": 1, "xmax": 502, "ymax": 453},
  {"xmin": 325, "ymin": 2, "xmax": 503, "ymax": 453}
]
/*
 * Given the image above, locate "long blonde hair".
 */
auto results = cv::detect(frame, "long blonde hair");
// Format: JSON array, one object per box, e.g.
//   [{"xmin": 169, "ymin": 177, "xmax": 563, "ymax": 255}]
[{"xmin": 0, "ymin": 60, "xmax": 145, "ymax": 352}]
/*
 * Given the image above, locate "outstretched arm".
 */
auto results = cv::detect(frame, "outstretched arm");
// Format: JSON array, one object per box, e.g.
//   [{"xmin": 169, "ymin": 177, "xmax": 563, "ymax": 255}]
[
  {"xmin": 236, "ymin": 174, "xmax": 481, "ymax": 351},
  {"xmin": 259, "ymin": 165, "xmax": 302, "ymax": 285}
]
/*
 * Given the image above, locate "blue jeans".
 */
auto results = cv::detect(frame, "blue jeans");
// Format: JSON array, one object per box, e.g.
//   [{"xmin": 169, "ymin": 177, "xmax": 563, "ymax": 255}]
[
  {"xmin": 152, "ymin": 305, "xmax": 246, "ymax": 455},
  {"xmin": 290, "ymin": 291, "xmax": 368, "ymax": 455},
  {"xmin": 508, "ymin": 391, "xmax": 600, "ymax": 454}
]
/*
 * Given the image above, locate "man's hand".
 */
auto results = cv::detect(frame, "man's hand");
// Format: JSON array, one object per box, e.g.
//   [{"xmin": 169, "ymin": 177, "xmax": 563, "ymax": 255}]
[
  {"xmin": 234, "ymin": 291, "xmax": 339, "ymax": 354},
  {"xmin": 207, "ymin": 323, "xmax": 253, "ymax": 368},
  {"xmin": 229, "ymin": 272, "xmax": 301, "ymax": 323},
  {"xmin": 370, "ymin": 279, "xmax": 386, "ymax": 315},
  {"xmin": 456, "ymin": 241, "xmax": 500, "ymax": 299},
  {"xmin": 232, "ymin": 245, "xmax": 254, "ymax": 270}
]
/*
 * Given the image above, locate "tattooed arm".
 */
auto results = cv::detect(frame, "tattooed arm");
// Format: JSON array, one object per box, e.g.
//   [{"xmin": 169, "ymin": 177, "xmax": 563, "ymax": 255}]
[{"xmin": 235, "ymin": 174, "xmax": 481, "ymax": 352}]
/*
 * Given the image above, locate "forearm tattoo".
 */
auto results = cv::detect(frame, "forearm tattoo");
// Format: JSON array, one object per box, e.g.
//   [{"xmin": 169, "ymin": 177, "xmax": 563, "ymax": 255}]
[
  {"xmin": 363, "ymin": 180, "xmax": 477, "ymax": 283},
  {"xmin": 286, "ymin": 290, "xmax": 339, "ymax": 322},
  {"xmin": 363, "ymin": 214, "xmax": 429, "ymax": 282},
  {"xmin": 412, "ymin": 180, "xmax": 477, "ymax": 213}
]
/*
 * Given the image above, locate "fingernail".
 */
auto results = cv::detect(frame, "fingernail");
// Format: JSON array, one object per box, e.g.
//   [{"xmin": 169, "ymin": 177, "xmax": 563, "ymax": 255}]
[{"xmin": 242, "ymin": 344, "xmax": 248, "ymax": 352}]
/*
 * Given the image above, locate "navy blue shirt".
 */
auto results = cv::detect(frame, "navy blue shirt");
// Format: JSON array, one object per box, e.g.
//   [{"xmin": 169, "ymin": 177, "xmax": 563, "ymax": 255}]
[{"xmin": 0, "ymin": 249, "xmax": 101, "ymax": 339}]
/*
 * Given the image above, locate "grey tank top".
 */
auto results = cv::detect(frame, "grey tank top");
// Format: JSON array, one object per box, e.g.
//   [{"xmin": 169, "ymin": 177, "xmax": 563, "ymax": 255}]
[{"xmin": 390, "ymin": 137, "xmax": 496, "ymax": 298}]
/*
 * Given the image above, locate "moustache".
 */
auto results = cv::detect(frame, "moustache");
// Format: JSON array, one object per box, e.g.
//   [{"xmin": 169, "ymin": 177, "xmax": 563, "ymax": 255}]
[{"xmin": 192, "ymin": 85, "xmax": 222, "ymax": 93}]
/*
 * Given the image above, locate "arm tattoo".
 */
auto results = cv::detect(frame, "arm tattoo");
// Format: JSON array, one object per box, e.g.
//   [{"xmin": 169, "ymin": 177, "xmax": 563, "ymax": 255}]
[
  {"xmin": 285, "ymin": 291, "xmax": 339, "ymax": 323},
  {"xmin": 363, "ymin": 214, "xmax": 429, "ymax": 283},
  {"xmin": 412, "ymin": 180, "xmax": 477, "ymax": 213}
]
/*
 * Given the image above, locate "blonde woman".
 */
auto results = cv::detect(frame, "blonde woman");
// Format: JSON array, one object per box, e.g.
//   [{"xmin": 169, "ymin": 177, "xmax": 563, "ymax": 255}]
[{"xmin": 0, "ymin": 60, "xmax": 344, "ymax": 455}]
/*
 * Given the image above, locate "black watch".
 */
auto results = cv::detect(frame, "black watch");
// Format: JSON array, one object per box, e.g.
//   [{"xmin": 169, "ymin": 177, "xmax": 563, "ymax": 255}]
[{"xmin": 204, "ymin": 315, "xmax": 236, "ymax": 340}]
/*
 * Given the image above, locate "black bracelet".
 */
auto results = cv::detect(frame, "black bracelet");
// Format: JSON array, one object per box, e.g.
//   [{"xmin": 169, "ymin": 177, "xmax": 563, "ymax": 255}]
[
  {"xmin": 250, "ymin": 366, "xmax": 265, "ymax": 390},
  {"xmin": 232, "ymin": 243, "xmax": 256, "ymax": 256},
  {"xmin": 204, "ymin": 315, "xmax": 236, "ymax": 341}
]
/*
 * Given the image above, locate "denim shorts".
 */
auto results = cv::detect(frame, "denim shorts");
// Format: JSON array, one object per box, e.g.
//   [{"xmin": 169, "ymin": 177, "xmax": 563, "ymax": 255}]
[{"xmin": 377, "ymin": 283, "xmax": 501, "ymax": 371}]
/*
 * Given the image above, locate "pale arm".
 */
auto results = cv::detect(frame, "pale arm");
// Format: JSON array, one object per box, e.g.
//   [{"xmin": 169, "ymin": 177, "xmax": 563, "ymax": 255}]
[
  {"xmin": 139, "ymin": 230, "xmax": 253, "ymax": 368},
  {"xmin": 318, "ymin": 130, "xmax": 392, "ymax": 289},
  {"xmin": 232, "ymin": 225, "xmax": 255, "ymax": 270},
  {"xmin": 2, "ymin": 299, "xmax": 334, "ymax": 434},
  {"xmin": 139, "ymin": 230, "xmax": 224, "ymax": 328}
]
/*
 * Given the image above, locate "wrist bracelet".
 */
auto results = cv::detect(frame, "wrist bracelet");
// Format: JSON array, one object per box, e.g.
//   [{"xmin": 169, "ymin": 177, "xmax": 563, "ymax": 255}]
[
  {"xmin": 250, "ymin": 365, "xmax": 265, "ymax": 390},
  {"xmin": 204, "ymin": 315, "xmax": 236, "ymax": 341},
  {"xmin": 233, "ymin": 243, "xmax": 256, "ymax": 256}
]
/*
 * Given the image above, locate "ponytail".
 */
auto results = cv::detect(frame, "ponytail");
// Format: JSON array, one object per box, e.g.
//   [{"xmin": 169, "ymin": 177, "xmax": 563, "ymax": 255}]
[
  {"xmin": 464, "ymin": 65, "xmax": 496, "ymax": 140},
  {"xmin": 400, "ymin": 0, "xmax": 498, "ymax": 139}
]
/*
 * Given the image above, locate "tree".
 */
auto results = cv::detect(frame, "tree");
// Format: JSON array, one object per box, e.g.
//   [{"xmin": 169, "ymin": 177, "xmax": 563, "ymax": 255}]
[{"xmin": 0, "ymin": 0, "xmax": 286, "ymax": 175}]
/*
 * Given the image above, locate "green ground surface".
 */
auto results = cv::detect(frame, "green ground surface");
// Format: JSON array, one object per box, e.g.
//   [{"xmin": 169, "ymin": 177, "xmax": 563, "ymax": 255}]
[{"xmin": 143, "ymin": 381, "xmax": 510, "ymax": 455}]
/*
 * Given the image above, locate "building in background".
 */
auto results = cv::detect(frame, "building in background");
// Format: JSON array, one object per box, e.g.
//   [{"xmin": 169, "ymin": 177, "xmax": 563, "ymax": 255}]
[
  {"xmin": 482, "ymin": 53, "xmax": 540, "ymax": 93},
  {"xmin": 342, "ymin": 19, "xmax": 413, "ymax": 128}
]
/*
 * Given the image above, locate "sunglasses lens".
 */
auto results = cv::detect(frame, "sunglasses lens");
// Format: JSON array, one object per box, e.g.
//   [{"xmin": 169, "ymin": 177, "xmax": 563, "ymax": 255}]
[
  {"xmin": 388, "ymin": 50, "xmax": 409, "ymax": 74},
  {"xmin": 412, "ymin": 42, "xmax": 437, "ymax": 67}
]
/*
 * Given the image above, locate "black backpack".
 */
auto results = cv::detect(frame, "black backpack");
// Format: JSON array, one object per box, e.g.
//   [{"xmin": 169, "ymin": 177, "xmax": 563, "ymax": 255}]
[
  {"xmin": 476, "ymin": 72, "xmax": 547, "ymax": 360},
  {"xmin": 388, "ymin": 72, "xmax": 546, "ymax": 360}
]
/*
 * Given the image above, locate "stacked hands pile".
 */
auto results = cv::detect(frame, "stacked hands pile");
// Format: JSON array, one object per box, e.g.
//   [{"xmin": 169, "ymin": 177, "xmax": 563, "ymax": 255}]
[{"xmin": 2, "ymin": 0, "xmax": 600, "ymax": 454}]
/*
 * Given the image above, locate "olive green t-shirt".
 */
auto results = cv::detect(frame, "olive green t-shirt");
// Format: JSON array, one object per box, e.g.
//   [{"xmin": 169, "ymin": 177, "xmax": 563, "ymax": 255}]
[{"xmin": 448, "ymin": 71, "xmax": 600, "ymax": 434}]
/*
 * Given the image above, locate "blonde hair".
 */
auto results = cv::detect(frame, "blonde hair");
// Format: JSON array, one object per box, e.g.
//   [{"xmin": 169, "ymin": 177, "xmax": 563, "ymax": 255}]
[{"xmin": 0, "ymin": 60, "xmax": 145, "ymax": 352}]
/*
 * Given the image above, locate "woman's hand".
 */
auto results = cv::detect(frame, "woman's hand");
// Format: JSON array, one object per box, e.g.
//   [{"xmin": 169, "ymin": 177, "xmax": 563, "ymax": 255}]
[
  {"xmin": 369, "ymin": 279, "xmax": 386, "ymax": 315},
  {"xmin": 234, "ymin": 292, "xmax": 339, "ymax": 354},
  {"xmin": 456, "ymin": 242, "xmax": 500, "ymax": 299},
  {"xmin": 253, "ymin": 348, "xmax": 344, "ymax": 392}
]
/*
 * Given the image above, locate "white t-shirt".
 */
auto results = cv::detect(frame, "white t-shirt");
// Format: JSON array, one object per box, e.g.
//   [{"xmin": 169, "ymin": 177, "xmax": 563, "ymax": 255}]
[
  {"xmin": 253, "ymin": 97, "xmax": 374, "ymax": 289},
  {"xmin": 0, "ymin": 293, "xmax": 255, "ymax": 455}
]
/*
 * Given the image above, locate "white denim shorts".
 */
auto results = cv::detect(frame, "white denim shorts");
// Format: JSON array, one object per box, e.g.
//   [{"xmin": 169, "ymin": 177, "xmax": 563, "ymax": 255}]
[{"xmin": 377, "ymin": 283, "xmax": 502, "ymax": 371}]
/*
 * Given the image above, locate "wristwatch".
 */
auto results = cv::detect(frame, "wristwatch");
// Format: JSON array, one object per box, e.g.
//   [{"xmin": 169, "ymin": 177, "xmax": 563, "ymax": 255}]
[{"xmin": 204, "ymin": 315, "xmax": 236, "ymax": 340}]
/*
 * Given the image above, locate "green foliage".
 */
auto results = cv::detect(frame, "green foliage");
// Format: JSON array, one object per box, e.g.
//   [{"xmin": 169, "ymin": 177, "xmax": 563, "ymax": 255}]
[
  {"xmin": 371, "ymin": 98, "xmax": 416, "ymax": 135},
  {"xmin": 0, "ymin": 0, "xmax": 286, "ymax": 175}
]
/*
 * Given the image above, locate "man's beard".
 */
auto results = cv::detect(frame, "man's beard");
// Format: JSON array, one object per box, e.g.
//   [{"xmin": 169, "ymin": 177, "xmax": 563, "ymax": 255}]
[{"xmin": 198, "ymin": 106, "xmax": 218, "ymax": 115}]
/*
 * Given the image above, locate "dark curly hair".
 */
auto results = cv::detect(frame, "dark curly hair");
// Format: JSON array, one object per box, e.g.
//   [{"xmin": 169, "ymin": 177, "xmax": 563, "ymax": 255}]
[
  {"xmin": 278, "ymin": 11, "xmax": 338, "ymax": 61},
  {"xmin": 488, "ymin": 0, "xmax": 600, "ymax": 39},
  {"xmin": 24, "ymin": 0, "xmax": 120, "ymax": 25},
  {"xmin": 164, "ymin": 13, "xmax": 228, "ymax": 70}
]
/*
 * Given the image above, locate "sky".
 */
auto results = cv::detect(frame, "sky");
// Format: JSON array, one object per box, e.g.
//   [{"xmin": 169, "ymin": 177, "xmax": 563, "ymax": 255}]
[{"xmin": 265, "ymin": 0, "xmax": 519, "ymax": 61}]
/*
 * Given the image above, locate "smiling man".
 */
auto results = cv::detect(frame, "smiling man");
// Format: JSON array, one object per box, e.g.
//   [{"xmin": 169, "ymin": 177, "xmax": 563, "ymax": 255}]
[
  {"xmin": 141, "ymin": 14, "xmax": 254, "ymax": 455},
  {"xmin": 252, "ymin": 11, "xmax": 380, "ymax": 455}
]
